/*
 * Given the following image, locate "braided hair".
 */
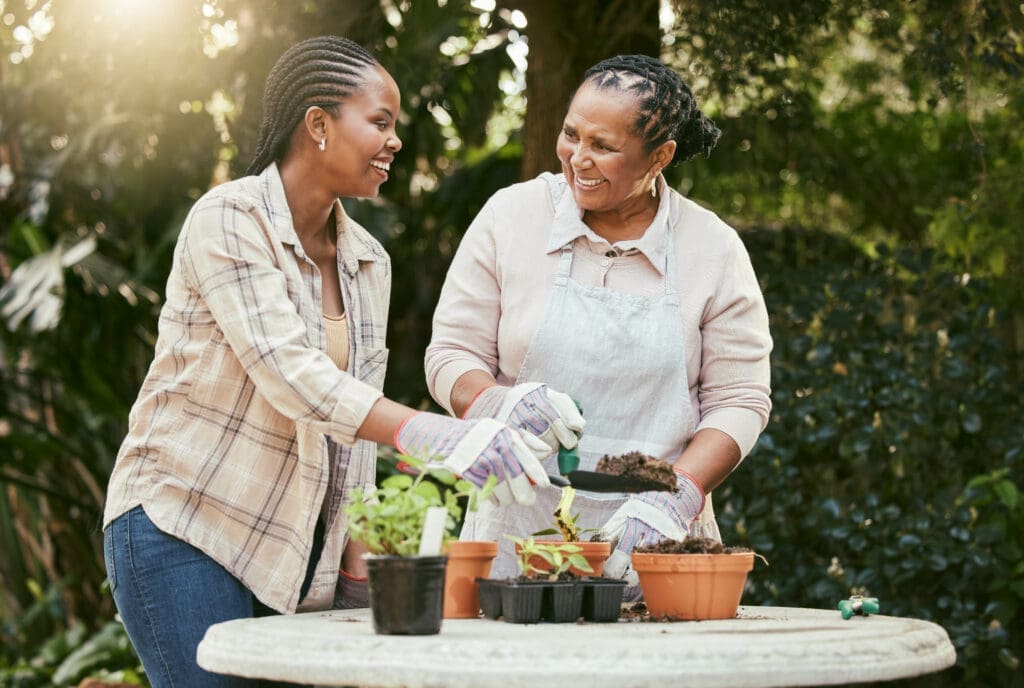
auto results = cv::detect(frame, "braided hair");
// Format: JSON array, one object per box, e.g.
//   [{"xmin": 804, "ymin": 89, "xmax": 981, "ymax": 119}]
[
  {"xmin": 581, "ymin": 54, "xmax": 720, "ymax": 165},
  {"xmin": 246, "ymin": 36, "xmax": 378, "ymax": 176}
]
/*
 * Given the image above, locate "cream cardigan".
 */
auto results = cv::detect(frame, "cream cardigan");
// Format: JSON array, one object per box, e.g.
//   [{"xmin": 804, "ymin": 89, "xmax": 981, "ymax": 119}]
[{"xmin": 425, "ymin": 173, "xmax": 772, "ymax": 458}]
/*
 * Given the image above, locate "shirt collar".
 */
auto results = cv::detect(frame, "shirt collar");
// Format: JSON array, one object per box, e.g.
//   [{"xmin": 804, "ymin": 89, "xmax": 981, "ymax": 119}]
[
  {"xmin": 544, "ymin": 173, "xmax": 672, "ymax": 276},
  {"xmin": 258, "ymin": 163, "xmax": 382, "ymax": 276}
]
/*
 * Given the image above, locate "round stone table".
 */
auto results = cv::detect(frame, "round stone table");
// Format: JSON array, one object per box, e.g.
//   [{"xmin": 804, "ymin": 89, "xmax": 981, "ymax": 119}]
[{"xmin": 197, "ymin": 606, "xmax": 956, "ymax": 688}]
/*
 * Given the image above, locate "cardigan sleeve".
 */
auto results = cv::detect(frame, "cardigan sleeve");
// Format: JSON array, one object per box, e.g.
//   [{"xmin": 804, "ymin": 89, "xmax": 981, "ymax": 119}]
[
  {"xmin": 424, "ymin": 199, "xmax": 504, "ymax": 415},
  {"xmin": 694, "ymin": 228, "xmax": 772, "ymax": 459}
]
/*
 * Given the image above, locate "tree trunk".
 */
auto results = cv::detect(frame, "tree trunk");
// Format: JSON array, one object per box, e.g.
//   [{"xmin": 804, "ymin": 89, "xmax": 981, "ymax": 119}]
[{"xmin": 506, "ymin": 0, "xmax": 661, "ymax": 181}]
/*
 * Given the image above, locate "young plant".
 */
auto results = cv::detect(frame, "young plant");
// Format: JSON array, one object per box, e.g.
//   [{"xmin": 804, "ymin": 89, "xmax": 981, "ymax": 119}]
[
  {"xmin": 531, "ymin": 486, "xmax": 598, "ymax": 542},
  {"xmin": 345, "ymin": 454, "xmax": 494, "ymax": 557},
  {"xmin": 505, "ymin": 535, "xmax": 593, "ymax": 580}
]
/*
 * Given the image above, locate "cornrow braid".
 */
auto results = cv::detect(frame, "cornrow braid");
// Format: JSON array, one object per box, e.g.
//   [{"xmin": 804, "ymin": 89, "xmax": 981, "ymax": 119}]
[
  {"xmin": 582, "ymin": 54, "xmax": 720, "ymax": 165},
  {"xmin": 246, "ymin": 36, "xmax": 378, "ymax": 176}
]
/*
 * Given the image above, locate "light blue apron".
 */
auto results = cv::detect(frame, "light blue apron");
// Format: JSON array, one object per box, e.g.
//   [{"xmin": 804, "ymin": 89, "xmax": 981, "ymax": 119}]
[{"xmin": 462, "ymin": 185, "xmax": 719, "ymax": 579}]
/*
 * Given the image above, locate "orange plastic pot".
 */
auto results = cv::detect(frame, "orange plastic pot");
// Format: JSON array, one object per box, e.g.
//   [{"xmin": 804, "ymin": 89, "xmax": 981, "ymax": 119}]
[
  {"xmin": 442, "ymin": 541, "xmax": 498, "ymax": 618},
  {"xmin": 515, "ymin": 541, "xmax": 611, "ymax": 577},
  {"xmin": 631, "ymin": 551, "xmax": 754, "ymax": 620}
]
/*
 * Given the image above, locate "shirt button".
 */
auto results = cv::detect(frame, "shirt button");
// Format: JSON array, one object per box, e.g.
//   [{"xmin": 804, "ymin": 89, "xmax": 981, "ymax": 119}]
[{"xmin": 600, "ymin": 258, "xmax": 610, "ymax": 267}]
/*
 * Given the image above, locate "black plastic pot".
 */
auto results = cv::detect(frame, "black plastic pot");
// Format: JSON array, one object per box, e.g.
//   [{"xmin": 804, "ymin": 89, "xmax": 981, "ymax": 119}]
[
  {"xmin": 365, "ymin": 555, "xmax": 448, "ymax": 635},
  {"xmin": 498, "ymin": 580, "xmax": 545, "ymax": 624},
  {"xmin": 475, "ymin": 577, "xmax": 503, "ymax": 619},
  {"xmin": 579, "ymin": 577, "xmax": 628, "ymax": 622},
  {"xmin": 540, "ymin": 580, "xmax": 583, "ymax": 622}
]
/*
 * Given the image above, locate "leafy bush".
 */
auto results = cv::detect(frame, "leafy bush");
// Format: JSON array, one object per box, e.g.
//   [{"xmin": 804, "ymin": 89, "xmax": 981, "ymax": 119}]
[
  {"xmin": 717, "ymin": 229, "xmax": 1023, "ymax": 686},
  {"xmin": 0, "ymin": 580, "xmax": 144, "ymax": 687}
]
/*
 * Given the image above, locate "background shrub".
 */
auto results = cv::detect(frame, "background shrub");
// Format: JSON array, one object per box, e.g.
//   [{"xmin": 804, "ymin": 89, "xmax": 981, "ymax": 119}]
[{"xmin": 716, "ymin": 229, "xmax": 1023, "ymax": 687}]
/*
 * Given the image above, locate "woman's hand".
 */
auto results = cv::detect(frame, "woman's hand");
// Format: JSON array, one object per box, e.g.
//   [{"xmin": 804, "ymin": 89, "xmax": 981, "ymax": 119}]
[
  {"xmin": 341, "ymin": 538, "xmax": 369, "ymax": 578},
  {"xmin": 598, "ymin": 471, "xmax": 706, "ymax": 585},
  {"xmin": 394, "ymin": 413, "xmax": 552, "ymax": 506},
  {"xmin": 462, "ymin": 382, "xmax": 585, "ymax": 452}
]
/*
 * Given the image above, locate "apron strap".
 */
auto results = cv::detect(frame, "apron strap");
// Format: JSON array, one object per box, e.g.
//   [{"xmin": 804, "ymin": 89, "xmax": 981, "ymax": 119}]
[{"xmin": 554, "ymin": 243, "xmax": 574, "ymax": 285}]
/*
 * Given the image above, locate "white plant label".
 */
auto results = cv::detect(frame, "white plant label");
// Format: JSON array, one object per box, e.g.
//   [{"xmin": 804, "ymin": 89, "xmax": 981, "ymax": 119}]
[{"xmin": 418, "ymin": 506, "xmax": 447, "ymax": 555}]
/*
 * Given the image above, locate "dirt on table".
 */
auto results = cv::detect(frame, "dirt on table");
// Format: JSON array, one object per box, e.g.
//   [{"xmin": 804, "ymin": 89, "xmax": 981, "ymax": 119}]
[
  {"xmin": 618, "ymin": 601, "xmax": 774, "ymax": 623},
  {"xmin": 633, "ymin": 537, "xmax": 753, "ymax": 555},
  {"xmin": 595, "ymin": 451, "xmax": 678, "ymax": 492}
]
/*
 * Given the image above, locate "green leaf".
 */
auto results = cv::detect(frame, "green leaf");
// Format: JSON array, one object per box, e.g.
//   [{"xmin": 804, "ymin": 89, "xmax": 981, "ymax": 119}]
[
  {"xmin": 993, "ymin": 480, "xmax": 1019, "ymax": 510},
  {"xmin": 382, "ymin": 474, "xmax": 414, "ymax": 490}
]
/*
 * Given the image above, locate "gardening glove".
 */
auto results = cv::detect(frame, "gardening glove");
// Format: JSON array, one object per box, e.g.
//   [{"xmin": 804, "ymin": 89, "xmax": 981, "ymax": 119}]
[
  {"xmin": 395, "ymin": 412, "xmax": 551, "ymax": 507},
  {"xmin": 598, "ymin": 471, "xmax": 706, "ymax": 587},
  {"xmin": 333, "ymin": 570, "xmax": 369, "ymax": 609},
  {"xmin": 463, "ymin": 382, "xmax": 585, "ymax": 453}
]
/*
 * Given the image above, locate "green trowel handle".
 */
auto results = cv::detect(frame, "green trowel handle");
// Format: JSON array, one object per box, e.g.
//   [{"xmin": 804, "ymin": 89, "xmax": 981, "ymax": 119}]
[
  {"xmin": 556, "ymin": 397, "xmax": 584, "ymax": 475},
  {"xmin": 557, "ymin": 445, "xmax": 580, "ymax": 474}
]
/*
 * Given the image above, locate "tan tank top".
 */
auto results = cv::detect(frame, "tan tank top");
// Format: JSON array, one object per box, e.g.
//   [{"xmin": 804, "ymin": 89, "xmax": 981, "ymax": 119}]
[{"xmin": 323, "ymin": 313, "xmax": 349, "ymax": 371}]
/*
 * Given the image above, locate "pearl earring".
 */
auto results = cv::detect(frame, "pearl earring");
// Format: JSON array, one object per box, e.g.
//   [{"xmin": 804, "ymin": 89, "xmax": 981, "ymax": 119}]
[
  {"xmin": 318, "ymin": 135, "xmax": 326, "ymax": 152},
  {"xmin": 650, "ymin": 178, "xmax": 657, "ymax": 198}
]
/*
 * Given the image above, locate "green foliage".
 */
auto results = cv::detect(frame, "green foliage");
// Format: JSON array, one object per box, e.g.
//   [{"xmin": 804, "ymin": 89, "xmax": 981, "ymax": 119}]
[
  {"xmin": 668, "ymin": 0, "xmax": 1024, "ymax": 314},
  {"xmin": 0, "ymin": 581, "xmax": 143, "ymax": 687},
  {"xmin": 1, "ymin": 2, "xmax": 1021, "ymax": 685},
  {"xmin": 716, "ymin": 229, "xmax": 1023, "ymax": 686},
  {"xmin": 345, "ymin": 455, "xmax": 494, "ymax": 557},
  {"xmin": 504, "ymin": 536, "xmax": 592, "ymax": 581}
]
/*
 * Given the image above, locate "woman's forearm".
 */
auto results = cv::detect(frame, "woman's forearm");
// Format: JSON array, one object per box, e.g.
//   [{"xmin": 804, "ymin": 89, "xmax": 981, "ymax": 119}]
[
  {"xmin": 449, "ymin": 369, "xmax": 499, "ymax": 418},
  {"xmin": 355, "ymin": 397, "xmax": 419, "ymax": 445},
  {"xmin": 672, "ymin": 428, "xmax": 742, "ymax": 492}
]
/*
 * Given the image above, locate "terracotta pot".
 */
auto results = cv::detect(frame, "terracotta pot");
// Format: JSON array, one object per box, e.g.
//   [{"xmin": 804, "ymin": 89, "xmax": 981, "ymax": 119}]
[
  {"xmin": 515, "ymin": 540, "xmax": 611, "ymax": 577},
  {"xmin": 631, "ymin": 551, "xmax": 755, "ymax": 620},
  {"xmin": 442, "ymin": 540, "xmax": 498, "ymax": 618}
]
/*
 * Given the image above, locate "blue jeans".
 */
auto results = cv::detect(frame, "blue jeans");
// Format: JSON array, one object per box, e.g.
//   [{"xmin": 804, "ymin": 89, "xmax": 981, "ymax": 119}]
[{"xmin": 104, "ymin": 506, "xmax": 317, "ymax": 687}]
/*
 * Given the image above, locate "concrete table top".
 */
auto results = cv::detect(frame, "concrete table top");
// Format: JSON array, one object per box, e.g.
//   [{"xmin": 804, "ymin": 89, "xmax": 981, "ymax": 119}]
[{"xmin": 197, "ymin": 606, "xmax": 956, "ymax": 688}]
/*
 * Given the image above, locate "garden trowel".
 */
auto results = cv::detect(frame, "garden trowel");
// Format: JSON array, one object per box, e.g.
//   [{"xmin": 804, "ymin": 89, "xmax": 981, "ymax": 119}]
[{"xmin": 547, "ymin": 445, "xmax": 674, "ymax": 494}]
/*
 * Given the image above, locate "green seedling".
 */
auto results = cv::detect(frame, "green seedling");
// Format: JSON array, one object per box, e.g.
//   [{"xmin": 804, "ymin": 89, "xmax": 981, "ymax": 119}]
[
  {"xmin": 345, "ymin": 454, "xmax": 495, "ymax": 557},
  {"xmin": 505, "ymin": 534, "xmax": 593, "ymax": 580}
]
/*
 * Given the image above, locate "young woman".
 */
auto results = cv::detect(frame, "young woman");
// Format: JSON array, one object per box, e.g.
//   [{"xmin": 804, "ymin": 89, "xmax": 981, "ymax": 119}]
[{"xmin": 103, "ymin": 36, "xmax": 549, "ymax": 687}]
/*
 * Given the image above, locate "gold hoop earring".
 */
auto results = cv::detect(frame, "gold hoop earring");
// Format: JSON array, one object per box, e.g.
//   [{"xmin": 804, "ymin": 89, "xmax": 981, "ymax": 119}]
[{"xmin": 318, "ymin": 135, "xmax": 326, "ymax": 152}]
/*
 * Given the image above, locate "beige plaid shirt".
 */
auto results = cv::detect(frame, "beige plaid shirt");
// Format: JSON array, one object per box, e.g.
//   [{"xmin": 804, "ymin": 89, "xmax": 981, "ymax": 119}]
[{"xmin": 104, "ymin": 163, "xmax": 389, "ymax": 613}]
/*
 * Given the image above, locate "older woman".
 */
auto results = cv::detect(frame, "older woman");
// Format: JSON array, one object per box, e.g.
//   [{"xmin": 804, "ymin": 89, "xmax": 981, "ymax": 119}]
[
  {"xmin": 425, "ymin": 54, "xmax": 772, "ymax": 588},
  {"xmin": 102, "ymin": 36, "xmax": 549, "ymax": 687}
]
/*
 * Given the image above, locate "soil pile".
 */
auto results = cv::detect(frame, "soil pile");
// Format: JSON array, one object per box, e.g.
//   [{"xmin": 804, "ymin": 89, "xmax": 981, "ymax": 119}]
[
  {"xmin": 595, "ymin": 451, "xmax": 677, "ymax": 492},
  {"xmin": 634, "ymin": 537, "xmax": 752, "ymax": 555}
]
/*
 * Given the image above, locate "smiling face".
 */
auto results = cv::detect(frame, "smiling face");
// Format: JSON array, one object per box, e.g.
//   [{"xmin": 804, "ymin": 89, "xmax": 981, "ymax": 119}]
[
  {"xmin": 556, "ymin": 81, "xmax": 665, "ymax": 217},
  {"xmin": 322, "ymin": 64, "xmax": 402, "ymax": 198}
]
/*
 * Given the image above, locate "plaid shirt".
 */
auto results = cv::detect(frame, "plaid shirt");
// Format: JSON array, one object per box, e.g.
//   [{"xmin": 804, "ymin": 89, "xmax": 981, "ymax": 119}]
[{"xmin": 104, "ymin": 163, "xmax": 389, "ymax": 613}]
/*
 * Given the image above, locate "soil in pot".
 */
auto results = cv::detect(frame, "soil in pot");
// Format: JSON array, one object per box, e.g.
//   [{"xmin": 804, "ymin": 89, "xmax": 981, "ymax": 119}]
[
  {"xmin": 635, "ymin": 537, "xmax": 752, "ymax": 555},
  {"xmin": 595, "ymin": 451, "xmax": 677, "ymax": 492}
]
